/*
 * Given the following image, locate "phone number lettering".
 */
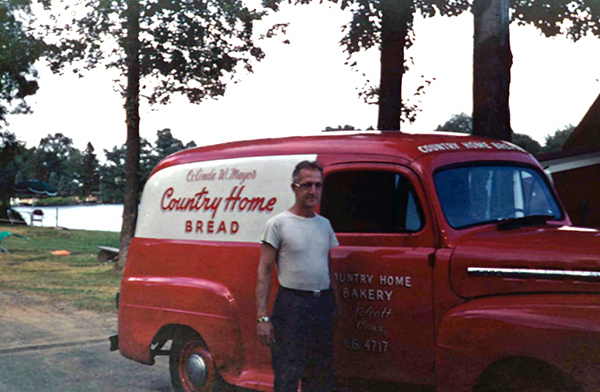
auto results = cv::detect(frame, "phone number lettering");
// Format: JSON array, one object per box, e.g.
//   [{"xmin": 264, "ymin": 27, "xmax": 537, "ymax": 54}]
[{"xmin": 343, "ymin": 339, "xmax": 389, "ymax": 353}]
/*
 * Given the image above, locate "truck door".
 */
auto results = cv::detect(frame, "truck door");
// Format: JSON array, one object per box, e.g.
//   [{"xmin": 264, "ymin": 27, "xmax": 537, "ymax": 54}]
[{"xmin": 320, "ymin": 163, "xmax": 436, "ymax": 384}]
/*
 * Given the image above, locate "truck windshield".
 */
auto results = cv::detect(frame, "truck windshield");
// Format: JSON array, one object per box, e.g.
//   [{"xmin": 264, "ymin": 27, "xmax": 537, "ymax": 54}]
[{"xmin": 434, "ymin": 164, "xmax": 562, "ymax": 229}]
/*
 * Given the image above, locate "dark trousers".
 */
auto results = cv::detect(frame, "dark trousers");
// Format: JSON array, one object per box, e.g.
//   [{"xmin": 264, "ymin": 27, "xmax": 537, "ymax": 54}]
[{"xmin": 270, "ymin": 286, "xmax": 335, "ymax": 392}]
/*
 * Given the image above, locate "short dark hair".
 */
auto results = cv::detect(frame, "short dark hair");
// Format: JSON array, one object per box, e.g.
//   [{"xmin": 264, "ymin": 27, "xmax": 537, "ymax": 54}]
[{"xmin": 292, "ymin": 161, "xmax": 323, "ymax": 183}]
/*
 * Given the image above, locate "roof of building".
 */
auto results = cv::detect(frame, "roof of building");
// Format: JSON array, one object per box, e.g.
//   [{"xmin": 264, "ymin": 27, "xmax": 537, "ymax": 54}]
[{"xmin": 562, "ymin": 92, "xmax": 600, "ymax": 151}]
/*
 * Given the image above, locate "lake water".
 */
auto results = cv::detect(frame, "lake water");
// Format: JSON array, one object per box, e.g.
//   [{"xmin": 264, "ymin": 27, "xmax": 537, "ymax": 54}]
[{"xmin": 12, "ymin": 204, "xmax": 124, "ymax": 232}]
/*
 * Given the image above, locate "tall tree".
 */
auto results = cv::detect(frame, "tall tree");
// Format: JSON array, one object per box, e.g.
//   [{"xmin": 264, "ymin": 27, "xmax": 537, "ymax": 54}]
[
  {"xmin": 81, "ymin": 142, "xmax": 100, "ymax": 199},
  {"xmin": 99, "ymin": 145, "xmax": 128, "ymax": 205},
  {"xmin": 122, "ymin": 0, "xmax": 142, "ymax": 271},
  {"xmin": 0, "ymin": 0, "xmax": 43, "ymax": 125},
  {"xmin": 265, "ymin": 0, "xmax": 469, "ymax": 130},
  {"xmin": 377, "ymin": 0, "xmax": 414, "ymax": 130},
  {"xmin": 472, "ymin": 0, "xmax": 512, "ymax": 141},
  {"xmin": 37, "ymin": 133, "xmax": 76, "ymax": 180},
  {"xmin": 44, "ymin": 0, "xmax": 267, "ymax": 269},
  {"xmin": 98, "ymin": 139, "xmax": 153, "ymax": 204},
  {"xmin": 26, "ymin": 133, "xmax": 83, "ymax": 196},
  {"xmin": 147, "ymin": 128, "xmax": 196, "ymax": 170},
  {"xmin": 0, "ymin": 131, "xmax": 24, "ymax": 217},
  {"xmin": 19, "ymin": 146, "xmax": 44, "ymax": 182},
  {"xmin": 473, "ymin": 0, "xmax": 600, "ymax": 141}
]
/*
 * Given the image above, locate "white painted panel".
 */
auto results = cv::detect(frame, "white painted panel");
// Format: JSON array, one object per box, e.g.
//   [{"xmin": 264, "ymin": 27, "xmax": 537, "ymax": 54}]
[{"xmin": 135, "ymin": 154, "xmax": 317, "ymax": 242}]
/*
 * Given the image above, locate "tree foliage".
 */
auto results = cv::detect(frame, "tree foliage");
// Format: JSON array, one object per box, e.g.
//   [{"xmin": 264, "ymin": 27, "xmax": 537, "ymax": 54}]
[
  {"xmin": 99, "ymin": 137, "xmax": 167, "ymax": 204},
  {"xmin": 147, "ymin": 128, "xmax": 196, "ymax": 169},
  {"xmin": 3, "ymin": 129, "xmax": 192, "ymax": 207},
  {"xmin": 513, "ymin": 0, "xmax": 600, "ymax": 40},
  {"xmin": 95, "ymin": 130, "xmax": 194, "ymax": 204},
  {"xmin": 542, "ymin": 124, "xmax": 575, "ymax": 153},
  {"xmin": 324, "ymin": 124, "xmax": 356, "ymax": 131},
  {"xmin": 0, "ymin": 0, "xmax": 43, "ymax": 124},
  {"xmin": 331, "ymin": 0, "xmax": 470, "ymax": 55},
  {"xmin": 433, "ymin": 112, "xmax": 472, "ymax": 134},
  {"xmin": 37, "ymin": 133, "xmax": 76, "ymax": 180},
  {"xmin": 96, "ymin": 129, "xmax": 196, "ymax": 203},
  {"xmin": 13, "ymin": 133, "xmax": 81, "ymax": 197},
  {"xmin": 433, "ymin": 113, "xmax": 558, "ymax": 155},
  {"xmin": 512, "ymin": 133, "xmax": 542, "ymax": 155},
  {"xmin": 44, "ymin": 0, "xmax": 266, "ymax": 103}
]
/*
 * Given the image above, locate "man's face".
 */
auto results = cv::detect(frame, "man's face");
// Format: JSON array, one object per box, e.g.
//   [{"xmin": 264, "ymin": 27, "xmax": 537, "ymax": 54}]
[{"xmin": 292, "ymin": 168, "xmax": 323, "ymax": 210}]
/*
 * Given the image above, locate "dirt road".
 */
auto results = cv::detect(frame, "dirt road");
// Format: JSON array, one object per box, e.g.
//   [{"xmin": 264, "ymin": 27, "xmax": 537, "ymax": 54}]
[{"xmin": 0, "ymin": 290, "xmax": 171, "ymax": 391}]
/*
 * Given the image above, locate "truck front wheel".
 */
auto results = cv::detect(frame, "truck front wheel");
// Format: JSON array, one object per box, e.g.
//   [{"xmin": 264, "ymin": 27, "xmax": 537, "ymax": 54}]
[
  {"xmin": 170, "ymin": 330, "xmax": 217, "ymax": 392},
  {"xmin": 473, "ymin": 357, "xmax": 581, "ymax": 392}
]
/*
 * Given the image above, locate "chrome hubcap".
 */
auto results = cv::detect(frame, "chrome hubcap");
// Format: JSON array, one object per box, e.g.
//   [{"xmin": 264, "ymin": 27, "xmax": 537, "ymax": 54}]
[{"xmin": 186, "ymin": 353, "xmax": 208, "ymax": 388}]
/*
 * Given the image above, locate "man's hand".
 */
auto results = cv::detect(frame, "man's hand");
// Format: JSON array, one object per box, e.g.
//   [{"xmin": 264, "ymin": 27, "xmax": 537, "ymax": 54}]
[
  {"xmin": 256, "ymin": 243, "xmax": 277, "ymax": 345},
  {"xmin": 328, "ymin": 252, "xmax": 342, "ymax": 319},
  {"xmin": 257, "ymin": 321, "xmax": 275, "ymax": 345},
  {"xmin": 333, "ymin": 290, "xmax": 343, "ymax": 319}
]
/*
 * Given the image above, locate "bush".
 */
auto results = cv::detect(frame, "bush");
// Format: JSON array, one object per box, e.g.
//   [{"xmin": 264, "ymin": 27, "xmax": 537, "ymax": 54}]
[{"xmin": 34, "ymin": 196, "xmax": 80, "ymax": 206}]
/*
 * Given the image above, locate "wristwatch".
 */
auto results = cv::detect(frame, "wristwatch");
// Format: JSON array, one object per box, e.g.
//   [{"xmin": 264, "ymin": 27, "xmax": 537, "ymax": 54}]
[{"xmin": 257, "ymin": 316, "xmax": 270, "ymax": 323}]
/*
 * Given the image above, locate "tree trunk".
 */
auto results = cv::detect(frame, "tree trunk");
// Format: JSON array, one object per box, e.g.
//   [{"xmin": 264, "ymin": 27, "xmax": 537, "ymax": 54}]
[
  {"xmin": 377, "ymin": 0, "xmax": 413, "ymax": 131},
  {"xmin": 116, "ymin": 0, "xmax": 141, "ymax": 271},
  {"xmin": 472, "ymin": 0, "xmax": 512, "ymax": 141}
]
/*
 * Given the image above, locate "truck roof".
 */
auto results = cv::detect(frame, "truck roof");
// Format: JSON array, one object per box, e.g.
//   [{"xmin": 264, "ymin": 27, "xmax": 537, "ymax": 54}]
[{"xmin": 151, "ymin": 131, "xmax": 530, "ymax": 177}]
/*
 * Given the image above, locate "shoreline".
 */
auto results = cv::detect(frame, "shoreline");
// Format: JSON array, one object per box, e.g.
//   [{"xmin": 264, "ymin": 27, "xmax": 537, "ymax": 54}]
[{"xmin": 11, "ymin": 204, "xmax": 124, "ymax": 232}]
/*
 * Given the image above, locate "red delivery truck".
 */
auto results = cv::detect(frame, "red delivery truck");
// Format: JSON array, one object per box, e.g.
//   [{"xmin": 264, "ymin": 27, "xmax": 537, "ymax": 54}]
[{"xmin": 114, "ymin": 131, "xmax": 600, "ymax": 392}]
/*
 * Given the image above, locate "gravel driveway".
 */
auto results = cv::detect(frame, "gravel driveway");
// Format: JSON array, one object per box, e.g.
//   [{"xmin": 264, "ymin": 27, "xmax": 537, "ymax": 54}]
[{"xmin": 0, "ymin": 290, "xmax": 171, "ymax": 391}]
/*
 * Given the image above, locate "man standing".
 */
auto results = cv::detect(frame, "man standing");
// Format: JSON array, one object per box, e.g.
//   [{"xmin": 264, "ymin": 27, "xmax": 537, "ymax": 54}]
[{"xmin": 256, "ymin": 160, "xmax": 339, "ymax": 392}]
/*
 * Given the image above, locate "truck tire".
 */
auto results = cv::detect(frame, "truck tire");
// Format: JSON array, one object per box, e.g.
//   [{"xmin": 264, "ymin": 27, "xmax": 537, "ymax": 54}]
[
  {"xmin": 473, "ymin": 358, "xmax": 581, "ymax": 392},
  {"xmin": 170, "ymin": 330, "xmax": 217, "ymax": 392}
]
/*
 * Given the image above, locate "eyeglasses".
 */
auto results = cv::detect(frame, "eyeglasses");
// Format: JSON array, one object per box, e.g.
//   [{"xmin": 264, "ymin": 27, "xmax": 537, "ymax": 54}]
[{"xmin": 294, "ymin": 182, "xmax": 323, "ymax": 190}]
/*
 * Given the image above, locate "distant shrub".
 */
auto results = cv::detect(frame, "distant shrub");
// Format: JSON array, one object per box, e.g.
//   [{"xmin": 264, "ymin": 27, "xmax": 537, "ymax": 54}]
[{"xmin": 35, "ymin": 196, "xmax": 80, "ymax": 206}]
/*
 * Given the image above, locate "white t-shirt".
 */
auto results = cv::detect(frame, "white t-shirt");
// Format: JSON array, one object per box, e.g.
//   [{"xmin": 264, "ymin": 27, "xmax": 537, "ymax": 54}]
[{"xmin": 261, "ymin": 210, "xmax": 339, "ymax": 291}]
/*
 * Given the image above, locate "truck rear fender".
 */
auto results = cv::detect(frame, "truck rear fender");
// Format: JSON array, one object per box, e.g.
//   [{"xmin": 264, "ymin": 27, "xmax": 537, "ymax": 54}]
[
  {"xmin": 150, "ymin": 321, "xmax": 244, "ymax": 380},
  {"xmin": 119, "ymin": 277, "xmax": 244, "ymax": 376}
]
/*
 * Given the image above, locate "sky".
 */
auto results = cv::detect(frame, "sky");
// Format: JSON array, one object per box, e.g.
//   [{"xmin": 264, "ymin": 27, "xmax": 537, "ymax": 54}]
[{"xmin": 5, "ymin": 2, "xmax": 600, "ymax": 154}]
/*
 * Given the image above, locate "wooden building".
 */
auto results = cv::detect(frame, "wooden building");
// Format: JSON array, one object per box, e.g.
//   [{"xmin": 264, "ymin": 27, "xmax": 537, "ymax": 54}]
[{"xmin": 538, "ymin": 93, "xmax": 600, "ymax": 227}]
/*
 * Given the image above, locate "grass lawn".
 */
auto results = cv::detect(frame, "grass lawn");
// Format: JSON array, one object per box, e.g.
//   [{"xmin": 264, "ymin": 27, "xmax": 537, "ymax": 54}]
[{"xmin": 0, "ymin": 224, "xmax": 122, "ymax": 313}]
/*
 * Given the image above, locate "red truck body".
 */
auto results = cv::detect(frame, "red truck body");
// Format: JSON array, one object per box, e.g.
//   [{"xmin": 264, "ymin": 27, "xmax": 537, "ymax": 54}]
[{"xmin": 117, "ymin": 132, "xmax": 600, "ymax": 392}]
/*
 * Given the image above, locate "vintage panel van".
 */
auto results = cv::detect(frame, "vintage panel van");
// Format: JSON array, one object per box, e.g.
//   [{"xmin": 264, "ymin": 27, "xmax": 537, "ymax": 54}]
[{"xmin": 115, "ymin": 131, "xmax": 600, "ymax": 392}]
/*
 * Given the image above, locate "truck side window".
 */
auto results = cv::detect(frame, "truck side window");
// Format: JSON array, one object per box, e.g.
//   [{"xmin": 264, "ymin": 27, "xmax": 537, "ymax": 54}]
[{"xmin": 321, "ymin": 170, "xmax": 424, "ymax": 233}]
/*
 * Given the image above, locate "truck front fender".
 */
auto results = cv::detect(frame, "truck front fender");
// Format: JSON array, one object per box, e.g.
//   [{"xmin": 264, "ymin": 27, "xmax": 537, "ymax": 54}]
[{"xmin": 435, "ymin": 294, "xmax": 600, "ymax": 392}]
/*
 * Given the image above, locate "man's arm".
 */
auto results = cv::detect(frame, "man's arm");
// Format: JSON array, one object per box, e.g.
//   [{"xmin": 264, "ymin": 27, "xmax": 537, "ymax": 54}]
[
  {"xmin": 328, "ymin": 252, "xmax": 342, "ymax": 317},
  {"xmin": 256, "ymin": 242, "xmax": 277, "ymax": 345}
]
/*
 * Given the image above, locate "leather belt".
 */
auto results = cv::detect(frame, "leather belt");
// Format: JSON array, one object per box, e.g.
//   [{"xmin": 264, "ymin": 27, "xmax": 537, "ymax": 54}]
[{"xmin": 281, "ymin": 286, "xmax": 331, "ymax": 298}]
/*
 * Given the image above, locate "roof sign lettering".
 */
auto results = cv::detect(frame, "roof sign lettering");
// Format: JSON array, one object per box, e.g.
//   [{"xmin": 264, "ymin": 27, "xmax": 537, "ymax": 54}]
[{"xmin": 417, "ymin": 141, "xmax": 522, "ymax": 154}]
